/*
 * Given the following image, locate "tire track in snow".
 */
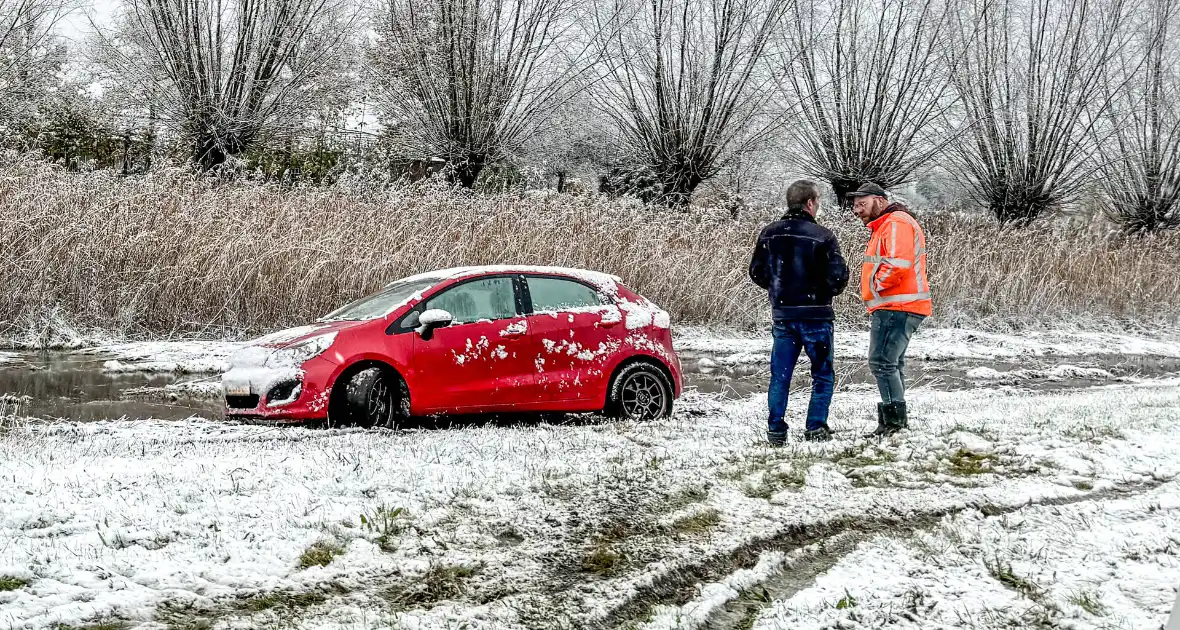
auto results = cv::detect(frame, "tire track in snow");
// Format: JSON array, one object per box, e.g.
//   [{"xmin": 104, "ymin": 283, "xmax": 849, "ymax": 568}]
[{"xmin": 601, "ymin": 479, "xmax": 1172, "ymax": 630}]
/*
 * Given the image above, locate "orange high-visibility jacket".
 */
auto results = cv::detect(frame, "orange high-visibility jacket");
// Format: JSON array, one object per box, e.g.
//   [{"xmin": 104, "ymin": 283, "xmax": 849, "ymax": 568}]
[{"xmin": 860, "ymin": 207, "xmax": 932, "ymax": 316}]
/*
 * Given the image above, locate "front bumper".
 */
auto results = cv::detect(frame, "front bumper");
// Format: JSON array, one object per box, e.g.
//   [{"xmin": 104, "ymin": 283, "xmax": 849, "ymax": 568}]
[{"xmin": 222, "ymin": 356, "xmax": 335, "ymax": 422}]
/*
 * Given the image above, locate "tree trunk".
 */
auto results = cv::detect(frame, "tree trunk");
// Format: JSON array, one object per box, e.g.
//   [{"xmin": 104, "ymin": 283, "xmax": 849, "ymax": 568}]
[
  {"xmin": 660, "ymin": 171, "xmax": 702, "ymax": 208},
  {"xmin": 450, "ymin": 154, "xmax": 486, "ymax": 188},
  {"xmin": 830, "ymin": 178, "xmax": 862, "ymax": 209}
]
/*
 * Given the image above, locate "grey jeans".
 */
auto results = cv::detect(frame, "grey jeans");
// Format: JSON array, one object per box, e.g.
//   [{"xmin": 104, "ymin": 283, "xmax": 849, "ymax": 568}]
[{"xmin": 868, "ymin": 309, "xmax": 925, "ymax": 403}]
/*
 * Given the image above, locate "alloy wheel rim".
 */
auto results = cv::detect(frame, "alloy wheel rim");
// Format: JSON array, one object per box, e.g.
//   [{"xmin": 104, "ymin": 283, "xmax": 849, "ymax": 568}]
[
  {"xmin": 369, "ymin": 378, "xmax": 393, "ymax": 426},
  {"xmin": 621, "ymin": 373, "xmax": 666, "ymax": 420}
]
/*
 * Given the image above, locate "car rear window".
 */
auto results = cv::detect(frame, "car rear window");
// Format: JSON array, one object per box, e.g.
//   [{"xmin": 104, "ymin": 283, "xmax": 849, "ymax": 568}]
[{"xmin": 527, "ymin": 276, "xmax": 605, "ymax": 312}]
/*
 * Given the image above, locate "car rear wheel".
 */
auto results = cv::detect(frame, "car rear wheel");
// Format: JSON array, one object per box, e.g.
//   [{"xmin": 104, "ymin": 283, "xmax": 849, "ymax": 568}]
[
  {"xmin": 344, "ymin": 367, "xmax": 401, "ymax": 428},
  {"xmin": 606, "ymin": 362, "xmax": 673, "ymax": 420}
]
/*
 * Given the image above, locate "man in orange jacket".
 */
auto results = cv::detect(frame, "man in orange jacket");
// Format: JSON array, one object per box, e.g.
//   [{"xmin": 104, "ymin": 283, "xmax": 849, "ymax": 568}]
[{"xmin": 847, "ymin": 183, "xmax": 932, "ymax": 437}]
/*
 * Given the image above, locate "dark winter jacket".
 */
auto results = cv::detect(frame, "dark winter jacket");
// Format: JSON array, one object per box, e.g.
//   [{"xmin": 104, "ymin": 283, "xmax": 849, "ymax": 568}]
[{"xmin": 748, "ymin": 209, "xmax": 850, "ymax": 321}]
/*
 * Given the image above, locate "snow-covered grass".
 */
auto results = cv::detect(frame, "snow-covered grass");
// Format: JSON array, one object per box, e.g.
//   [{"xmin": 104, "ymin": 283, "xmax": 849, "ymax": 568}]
[
  {"xmin": 3, "ymin": 375, "xmax": 1180, "ymax": 629},
  {"xmin": 4, "ymin": 158, "xmax": 1180, "ymax": 346},
  {"xmin": 753, "ymin": 484, "xmax": 1180, "ymax": 629}
]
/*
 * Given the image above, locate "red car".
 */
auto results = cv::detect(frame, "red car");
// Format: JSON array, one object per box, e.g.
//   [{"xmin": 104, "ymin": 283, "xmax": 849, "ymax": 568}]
[{"xmin": 222, "ymin": 266, "xmax": 682, "ymax": 426}]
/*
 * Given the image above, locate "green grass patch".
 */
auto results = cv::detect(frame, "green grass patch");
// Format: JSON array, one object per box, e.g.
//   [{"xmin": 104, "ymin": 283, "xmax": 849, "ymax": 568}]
[
  {"xmin": 984, "ymin": 556, "xmax": 1042, "ymax": 599},
  {"xmin": 1068, "ymin": 589, "xmax": 1108, "ymax": 616},
  {"xmin": 0, "ymin": 576, "xmax": 29, "ymax": 591},
  {"xmin": 670, "ymin": 508, "xmax": 722, "ymax": 534},
  {"xmin": 581, "ymin": 544, "xmax": 624, "ymax": 575},
  {"xmin": 741, "ymin": 459, "xmax": 814, "ymax": 498},
  {"xmin": 384, "ymin": 563, "xmax": 481, "ymax": 609},
  {"xmin": 297, "ymin": 540, "xmax": 343, "ymax": 569},
  {"xmin": 835, "ymin": 590, "xmax": 858, "ymax": 609},
  {"xmin": 238, "ymin": 591, "xmax": 327, "ymax": 613},
  {"xmin": 52, "ymin": 622, "xmax": 128, "ymax": 630},
  {"xmin": 663, "ymin": 484, "xmax": 709, "ymax": 511},
  {"xmin": 360, "ymin": 504, "xmax": 409, "ymax": 551},
  {"xmin": 945, "ymin": 448, "xmax": 1001, "ymax": 476}
]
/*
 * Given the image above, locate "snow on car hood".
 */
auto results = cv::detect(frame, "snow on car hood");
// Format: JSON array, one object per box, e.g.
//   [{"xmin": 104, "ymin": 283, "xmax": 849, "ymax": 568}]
[{"xmin": 222, "ymin": 322, "xmax": 356, "ymax": 401}]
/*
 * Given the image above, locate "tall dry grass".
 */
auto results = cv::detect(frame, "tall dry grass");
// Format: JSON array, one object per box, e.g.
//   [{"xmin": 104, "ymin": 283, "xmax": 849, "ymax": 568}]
[{"xmin": 2, "ymin": 157, "xmax": 1179, "ymax": 345}]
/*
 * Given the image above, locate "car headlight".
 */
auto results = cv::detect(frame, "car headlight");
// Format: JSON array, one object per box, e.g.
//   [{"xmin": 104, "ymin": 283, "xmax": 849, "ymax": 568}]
[{"xmin": 265, "ymin": 332, "xmax": 337, "ymax": 368}]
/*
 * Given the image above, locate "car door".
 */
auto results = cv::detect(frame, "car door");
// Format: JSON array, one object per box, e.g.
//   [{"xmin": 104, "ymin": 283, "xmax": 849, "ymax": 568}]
[
  {"xmin": 523, "ymin": 274, "xmax": 623, "ymax": 403},
  {"xmin": 408, "ymin": 276, "xmax": 535, "ymax": 413}
]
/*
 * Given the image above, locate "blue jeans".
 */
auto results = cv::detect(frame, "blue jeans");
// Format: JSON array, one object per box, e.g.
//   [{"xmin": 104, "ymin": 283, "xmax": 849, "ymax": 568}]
[
  {"xmin": 868, "ymin": 310, "xmax": 925, "ymax": 403},
  {"xmin": 768, "ymin": 320, "xmax": 835, "ymax": 435}
]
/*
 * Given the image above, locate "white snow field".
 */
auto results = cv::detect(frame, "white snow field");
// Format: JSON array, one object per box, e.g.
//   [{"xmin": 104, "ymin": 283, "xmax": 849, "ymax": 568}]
[{"xmin": 3, "ymin": 369, "xmax": 1180, "ymax": 629}]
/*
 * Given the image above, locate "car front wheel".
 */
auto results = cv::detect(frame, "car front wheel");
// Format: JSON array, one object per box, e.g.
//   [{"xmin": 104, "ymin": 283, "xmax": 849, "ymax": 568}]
[
  {"xmin": 344, "ymin": 367, "xmax": 401, "ymax": 428},
  {"xmin": 606, "ymin": 362, "xmax": 673, "ymax": 420}
]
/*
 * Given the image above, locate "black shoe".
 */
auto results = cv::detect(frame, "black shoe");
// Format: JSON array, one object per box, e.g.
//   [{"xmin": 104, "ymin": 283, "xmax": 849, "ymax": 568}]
[
  {"xmin": 767, "ymin": 430, "xmax": 787, "ymax": 447},
  {"xmin": 804, "ymin": 426, "xmax": 833, "ymax": 442},
  {"xmin": 863, "ymin": 403, "xmax": 887, "ymax": 438}
]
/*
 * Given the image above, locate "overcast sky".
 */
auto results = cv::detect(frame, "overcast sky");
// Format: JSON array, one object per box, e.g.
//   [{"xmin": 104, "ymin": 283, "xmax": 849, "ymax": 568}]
[{"xmin": 56, "ymin": 0, "xmax": 116, "ymax": 43}]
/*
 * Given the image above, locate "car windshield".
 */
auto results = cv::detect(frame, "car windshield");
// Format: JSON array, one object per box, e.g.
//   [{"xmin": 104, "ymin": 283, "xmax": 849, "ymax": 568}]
[{"xmin": 320, "ymin": 277, "xmax": 442, "ymax": 322}]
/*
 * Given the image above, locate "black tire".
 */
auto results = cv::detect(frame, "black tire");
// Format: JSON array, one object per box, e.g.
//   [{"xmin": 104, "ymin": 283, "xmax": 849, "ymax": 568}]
[
  {"xmin": 605, "ymin": 362, "xmax": 674, "ymax": 420},
  {"xmin": 343, "ymin": 367, "xmax": 401, "ymax": 428}
]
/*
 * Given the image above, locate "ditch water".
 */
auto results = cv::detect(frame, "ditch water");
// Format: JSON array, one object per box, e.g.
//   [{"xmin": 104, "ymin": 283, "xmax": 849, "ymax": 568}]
[{"xmin": 2, "ymin": 350, "xmax": 1179, "ymax": 422}]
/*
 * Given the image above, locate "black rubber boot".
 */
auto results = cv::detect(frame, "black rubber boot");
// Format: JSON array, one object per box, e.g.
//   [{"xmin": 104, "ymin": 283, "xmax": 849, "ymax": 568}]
[
  {"xmin": 803, "ymin": 425, "xmax": 833, "ymax": 442},
  {"xmin": 879, "ymin": 401, "xmax": 907, "ymax": 436},
  {"xmin": 767, "ymin": 431, "xmax": 787, "ymax": 447},
  {"xmin": 864, "ymin": 403, "xmax": 887, "ymax": 438},
  {"xmin": 895, "ymin": 401, "xmax": 909, "ymax": 429}
]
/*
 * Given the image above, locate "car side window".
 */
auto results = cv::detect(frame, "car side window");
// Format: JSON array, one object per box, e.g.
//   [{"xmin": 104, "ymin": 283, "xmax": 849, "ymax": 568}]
[
  {"xmin": 423, "ymin": 277, "xmax": 517, "ymax": 324},
  {"xmin": 527, "ymin": 277, "xmax": 605, "ymax": 312}
]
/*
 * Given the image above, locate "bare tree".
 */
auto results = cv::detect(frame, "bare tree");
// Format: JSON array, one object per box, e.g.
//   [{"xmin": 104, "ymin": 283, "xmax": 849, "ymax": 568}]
[
  {"xmin": 96, "ymin": 0, "xmax": 355, "ymax": 170},
  {"xmin": 0, "ymin": 0, "xmax": 70, "ymax": 74},
  {"xmin": 949, "ymin": 0, "xmax": 1131, "ymax": 224},
  {"xmin": 783, "ymin": 0, "xmax": 958, "ymax": 204},
  {"xmin": 0, "ymin": 0, "xmax": 73, "ymax": 129},
  {"xmin": 592, "ymin": 0, "xmax": 790, "ymax": 207},
  {"xmin": 1096, "ymin": 0, "xmax": 1180, "ymax": 232},
  {"xmin": 371, "ymin": 0, "xmax": 592, "ymax": 188}
]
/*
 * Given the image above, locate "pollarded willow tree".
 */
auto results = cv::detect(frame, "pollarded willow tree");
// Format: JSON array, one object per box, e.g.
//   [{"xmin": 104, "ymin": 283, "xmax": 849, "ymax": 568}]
[
  {"xmin": 371, "ymin": 0, "xmax": 593, "ymax": 188},
  {"xmin": 783, "ymin": 0, "xmax": 959, "ymax": 203},
  {"xmin": 949, "ymin": 0, "xmax": 1131, "ymax": 224},
  {"xmin": 97, "ymin": 0, "xmax": 355, "ymax": 170},
  {"xmin": 1096, "ymin": 0, "xmax": 1180, "ymax": 232},
  {"xmin": 592, "ymin": 0, "xmax": 791, "ymax": 207}
]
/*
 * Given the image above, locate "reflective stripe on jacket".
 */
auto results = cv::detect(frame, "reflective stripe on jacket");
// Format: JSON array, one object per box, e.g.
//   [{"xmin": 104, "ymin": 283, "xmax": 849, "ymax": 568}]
[{"xmin": 859, "ymin": 206, "xmax": 932, "ymax": 316}]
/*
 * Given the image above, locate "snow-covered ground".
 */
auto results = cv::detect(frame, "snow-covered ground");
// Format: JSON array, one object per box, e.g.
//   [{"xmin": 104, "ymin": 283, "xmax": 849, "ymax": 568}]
[
  {"xmin": 677, "ymin": 326, "xmax": 1180, "ymax": 364},
  {"xmin": 752, "ymin": 484, "xmax": 1180, "ymax": 629},
  {"xmin": 3, "ymin": 372, "xmax": 1180, "ymax": 629}
]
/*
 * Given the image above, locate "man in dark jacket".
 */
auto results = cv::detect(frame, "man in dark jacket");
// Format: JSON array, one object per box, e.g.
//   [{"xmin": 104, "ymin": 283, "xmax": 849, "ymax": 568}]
[{"xmin": 749, "ymin": 180, "xmax": 849, "ymax": 444}]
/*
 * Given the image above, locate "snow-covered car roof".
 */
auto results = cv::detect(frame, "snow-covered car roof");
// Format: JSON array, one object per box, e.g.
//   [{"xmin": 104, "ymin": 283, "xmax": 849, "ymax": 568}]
[{"xmin": 389, "ymin": 266, "xmax": 622, "ymax": 290}]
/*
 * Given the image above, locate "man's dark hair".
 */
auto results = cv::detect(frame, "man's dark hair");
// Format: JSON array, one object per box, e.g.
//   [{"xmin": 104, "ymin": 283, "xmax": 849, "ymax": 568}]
[{"xmin": 786, "ymin": 180, "xmax": 820, "ymax": 212}]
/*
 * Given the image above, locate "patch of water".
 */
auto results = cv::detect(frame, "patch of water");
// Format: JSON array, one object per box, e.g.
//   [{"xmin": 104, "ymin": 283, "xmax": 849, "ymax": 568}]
[
  {"xmin": 3, "ymin": 350, "xmax": 1180, "ymax": 423},
  {"xmin": 0, "ymin": 352, "xmax": 222, "ymax": 421}
]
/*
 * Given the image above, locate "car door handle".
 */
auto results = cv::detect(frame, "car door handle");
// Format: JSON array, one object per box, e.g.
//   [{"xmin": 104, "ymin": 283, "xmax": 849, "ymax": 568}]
[{"xmin": 598, "ymin": 318, "xmax": 620, "ymax": 327}]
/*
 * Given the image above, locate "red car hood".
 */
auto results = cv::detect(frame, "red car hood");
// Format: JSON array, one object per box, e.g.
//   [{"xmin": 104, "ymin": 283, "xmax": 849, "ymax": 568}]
[{"xmin": 249, "ymin": 320, "xmax": 366, "ymax": 349}]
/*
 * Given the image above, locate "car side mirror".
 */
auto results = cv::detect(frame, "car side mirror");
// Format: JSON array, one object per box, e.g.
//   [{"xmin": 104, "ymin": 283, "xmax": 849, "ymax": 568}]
[{"xmin": 416, "ymin": 309, "xmax": 453, "ymax": 340}]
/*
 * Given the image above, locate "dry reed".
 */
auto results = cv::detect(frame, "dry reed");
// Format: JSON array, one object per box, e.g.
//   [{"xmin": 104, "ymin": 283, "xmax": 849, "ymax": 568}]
[{"xmin": 2, "ymin": 157, "xmax": 1178, "ymax": 345}]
